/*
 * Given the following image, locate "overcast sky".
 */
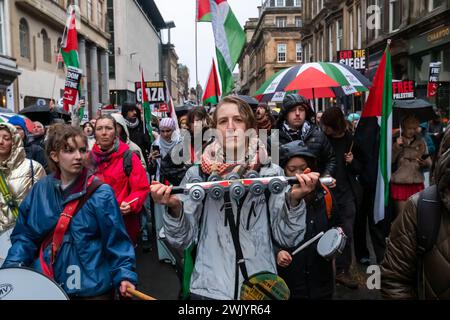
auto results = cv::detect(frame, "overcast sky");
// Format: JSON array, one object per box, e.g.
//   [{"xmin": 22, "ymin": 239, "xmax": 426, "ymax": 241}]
[{"xmin": 154, "ymin": 0, "xmax": 262, "ymax": 89}]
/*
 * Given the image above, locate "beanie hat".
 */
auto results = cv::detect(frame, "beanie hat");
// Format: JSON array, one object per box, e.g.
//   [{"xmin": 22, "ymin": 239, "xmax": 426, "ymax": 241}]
[
  {"xmin": 159, "ymin": 118, "xmax": 176, "ymax": 130},
  {"xmin": 8, "ymin": 115, "xmax": 29, "ymax": 135}
]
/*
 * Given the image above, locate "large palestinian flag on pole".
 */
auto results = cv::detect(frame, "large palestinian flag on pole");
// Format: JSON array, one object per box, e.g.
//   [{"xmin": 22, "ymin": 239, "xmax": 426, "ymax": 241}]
[
  {"xmin": 197, "ymin": 0, "xmax": 212, "ymax": 22},
  {"xmin": 354, "ymin": 43, "xmax": 393, "ymax": 224},
  {"xmin": 61, "ymin": 10, "xmax": 79, "ymax": 69},
  {"xmin": 210, "ymin": 0, "xmax": 245, "ymax": 95},
  {"xmin": 140, "ymin": 69, "xmax": 153, "ymax": 143},
  {"xmin": 202, "ymin": 59, "xmax": 221, "ymax": 105}
]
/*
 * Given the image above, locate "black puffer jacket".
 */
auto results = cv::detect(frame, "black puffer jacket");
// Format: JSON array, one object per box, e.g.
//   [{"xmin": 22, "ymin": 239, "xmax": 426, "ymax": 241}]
[
  {"xmin": 276, "ymin": 123, "xmax": 336, "ymax": 177},
  {"xmin": 121, "ymin": 103, "xmax": 151, "ymax": 163},
  {"xmin": 277, "ymin": 185, "xmax": 335, "ymax": 300}
]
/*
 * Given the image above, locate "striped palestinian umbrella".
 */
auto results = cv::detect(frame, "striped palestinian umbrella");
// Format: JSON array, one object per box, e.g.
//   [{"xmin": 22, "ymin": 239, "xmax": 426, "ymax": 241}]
[
  {"xmin": 0, "ymin": 110, "xmax": 35, "ymax": 132},
  {"xmin": 255, "ymin": 62, "xmax": 371, "ymax": 102}
]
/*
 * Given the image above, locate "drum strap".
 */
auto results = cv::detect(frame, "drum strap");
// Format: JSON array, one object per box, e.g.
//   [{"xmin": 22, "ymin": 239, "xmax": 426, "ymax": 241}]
[
  {"xmin": 223, "ymin": 191, "xmax": 249, "ymax": 299},
  {"xmin": 39, "ymin": 176, "xmax": 104, "ymax": 278},
  {"xmin": 321, "ymin": 184, "xmax": 333, "ymax": 219}
]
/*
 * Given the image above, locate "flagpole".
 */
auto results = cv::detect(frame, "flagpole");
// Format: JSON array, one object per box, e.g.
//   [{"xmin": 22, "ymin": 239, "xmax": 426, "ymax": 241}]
[
  {"xmin": 195, "ymin": 0, "xmax": 199, "ymax": 105},
  {"xmin": 51, "ymin": 15, "xmax": 69, "ymax": 103}
]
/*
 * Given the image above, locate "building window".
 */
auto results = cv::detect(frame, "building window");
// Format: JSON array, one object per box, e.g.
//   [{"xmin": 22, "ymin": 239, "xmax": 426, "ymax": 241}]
[
  {"xmin": 295, "ymin": 16, "xmax": 302, "ymax": 27},
  {"xmin": 328, "ymin": 25, "xmax": 333, "ymax": 61},
  {"xmin": 389, "ymin": 0, "xmax": 401, "ymax": 32},
  {"xmin": 42, "ymin": 29, "xmax": 52, "ymax": 63},
  {"xmin": 57, "ymin": 37, "xmax": 64, "ymax": 69},
  {"xmin": 276, "ymin": 16, "xmax": 287, "ymax": 28},
  {"xmin": 277, "ymin": 43, "xmax": 286, "ymax": 63},
  {"xmin": 0, "ymin": 0, "xmax": 5, "ymax": 55},
  {"xmin": 349, "ymin": 11, "xmax": 354, "ymax": 49},
  {"xmin": 296, "ymin": 43, "xmax": 302, "ymax": 62},
  {"xmin": 276, "ymin": 0, "xmax": 285, "ymax": 7},
  {"xmin": 87, "ymin": 0, "xmax": 93, "ymax": 21},
  {"xmin": 336, "ymin": 19, "xmax": 343, "ymax": 51},
  {"xmin": 19, "ymin": 18, "xmax": 30, "ymax": 59},
  {"xmin": 428, "ymin": 0, "xmax": 445, "ymax": 11},
  {"xmin": 295, "ymin": 0, "xmax": 301, "ymax": 7},
  {"xmin": 357, "ymin": 5, "xmax": 362, "ymax": 48},
  {"xmin": 320, "ymin": 33, "xmax": 324, "ymax": 61},
  {"xmin": 107, "ymin": 0, "xmax": 115, "ymax": 79},
  {"xmin": 97, "ymin": 0, "xmax": 104, "ymax": 29}
]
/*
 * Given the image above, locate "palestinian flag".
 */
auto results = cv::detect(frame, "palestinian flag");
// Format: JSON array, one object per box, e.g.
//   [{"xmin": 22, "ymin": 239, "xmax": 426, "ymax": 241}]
[
  {"xmin": 197, "ymin": 0, "xmax": 212, "ymax": 22},
  {"xmin": 210, "ymin": 0, "xmax": 245, "ymax": 95},
  {"xmin": 354, "ymin": 43, "xmax": 393, "ymax": 224},
  {"xmin": 61, "ymin": 10, "xmax": 79, "ymax": 68},
  {"xmin": 141, "ymin": 69, "xmax": 153, "ymax": 143},
  {"xmin": 202, "ymin": 59, "xmax": 221, "ymax": 105}
]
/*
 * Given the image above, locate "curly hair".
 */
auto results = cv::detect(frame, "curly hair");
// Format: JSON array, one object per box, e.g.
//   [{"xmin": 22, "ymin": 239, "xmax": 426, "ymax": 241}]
[{"xmin": 45, "ymin": 124, "xmax": 87, "ymax": 173}]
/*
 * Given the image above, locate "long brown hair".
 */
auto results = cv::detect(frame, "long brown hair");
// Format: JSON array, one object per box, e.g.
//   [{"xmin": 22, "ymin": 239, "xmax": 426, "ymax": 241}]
[{"xmin": 321, "ymin": 107, "xmax": 347, "ymax": 135}]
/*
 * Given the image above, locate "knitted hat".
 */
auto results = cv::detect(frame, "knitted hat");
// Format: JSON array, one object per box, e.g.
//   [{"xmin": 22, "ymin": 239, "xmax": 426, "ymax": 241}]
[
  {"xmin": 8, "ymin": 115, "xmax": 29, "ymax": 135},
  {"xmin": 159, "ymin": 118, "xmax": 176, "ymax": 130}
]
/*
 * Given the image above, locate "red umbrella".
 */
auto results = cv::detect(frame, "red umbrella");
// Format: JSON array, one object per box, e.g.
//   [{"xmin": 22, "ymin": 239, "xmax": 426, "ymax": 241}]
[
  {"xmin": 285, "ymin": 68, "xmax": 340, "ymax": 91},
  {"xmin": 285, "ymin": 68, "xmax": 341, "ymax": 109}
]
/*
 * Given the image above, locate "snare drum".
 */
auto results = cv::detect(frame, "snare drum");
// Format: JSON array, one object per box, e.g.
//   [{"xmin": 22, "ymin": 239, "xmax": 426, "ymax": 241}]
[
  {"xmin": 0, "ymin": 267, "xmax": 69, "ymax": 300},
  {"xmin": 316, "ymin": 227, "xmax": 347, "ymax": 261},
  {"xmin": 0, "ymin": 228, "xmax": 13, "ymax": 268}
]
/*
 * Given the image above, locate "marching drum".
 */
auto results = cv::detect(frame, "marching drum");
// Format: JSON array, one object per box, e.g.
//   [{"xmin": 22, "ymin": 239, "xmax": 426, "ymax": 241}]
[
  {"xmin": 316, "ymin": 227, "xmax": 347, "ymax": 261},
  {"xmin": 0, "ymin": 267, "xmax": 69, "ymax": 300},
  {"xmin": 0, "ymin": 228, "xmax": 13, "ymax": 268}
]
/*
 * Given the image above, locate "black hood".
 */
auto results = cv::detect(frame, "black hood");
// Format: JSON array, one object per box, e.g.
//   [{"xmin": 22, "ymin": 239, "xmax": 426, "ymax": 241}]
[
  {"xmin": 276, "ymin": 94, "xmax": 315, "ymax": 129},
  {"xmin": 121, "ymin": 102, "xmax": 142, "ymax": 123}
]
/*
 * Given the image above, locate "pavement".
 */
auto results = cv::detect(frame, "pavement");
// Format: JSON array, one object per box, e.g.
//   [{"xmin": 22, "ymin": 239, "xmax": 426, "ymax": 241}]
[
  {"xmin": 135, "ymin": 239, "xmax": 382, "ymax": 300},
  {"xmin": 135, "ymin": 239, "xmax": 180, "ymax": 300}
]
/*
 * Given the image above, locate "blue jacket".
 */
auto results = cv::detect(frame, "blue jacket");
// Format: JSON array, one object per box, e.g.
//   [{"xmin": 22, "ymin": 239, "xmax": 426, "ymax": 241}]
[{"xmin": 3, "ymin": 174, "xmax": 138, "ymax": 297}]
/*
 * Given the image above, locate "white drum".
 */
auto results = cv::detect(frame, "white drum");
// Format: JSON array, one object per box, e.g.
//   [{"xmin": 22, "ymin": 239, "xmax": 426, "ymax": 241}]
[
  {"xmin": 316, "ymin": 227, "xmax": 347, "ymax": 261},
  {"xmin": 0, "ymin": 267, "xmax": 69, "ymax": 300},
  {"xmin": 0, "ymin": 228, "xmax": 13, "ymax": 268}
]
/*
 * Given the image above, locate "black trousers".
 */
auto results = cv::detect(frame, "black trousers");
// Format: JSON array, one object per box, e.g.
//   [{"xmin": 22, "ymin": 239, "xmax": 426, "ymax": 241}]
[
  {"xmin": 333, "ymin": 199, "xmax": 356, "ymax": 273},
  {"xmin": 354, "ymin": 186, "xmax": 388, "ymax": 264}
]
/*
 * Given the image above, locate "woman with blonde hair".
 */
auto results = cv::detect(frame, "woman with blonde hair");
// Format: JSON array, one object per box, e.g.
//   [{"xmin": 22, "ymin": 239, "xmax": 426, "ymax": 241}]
[
  {"xmin": 391, "ymin": 115, "xmax": 431, "ymax": 219},
  {"xmin": 0, "ymin": 123, "xmax": 45, "ymax": 234}
]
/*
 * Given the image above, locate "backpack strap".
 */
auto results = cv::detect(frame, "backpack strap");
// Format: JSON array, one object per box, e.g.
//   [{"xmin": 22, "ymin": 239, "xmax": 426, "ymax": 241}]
[
  {"xmin": 417, "ymin": 185, "xmax": 441, "ymax": 256},
  {"xmin": 123, "ymin": 149, "xmax": 134, "ymax": 177}
]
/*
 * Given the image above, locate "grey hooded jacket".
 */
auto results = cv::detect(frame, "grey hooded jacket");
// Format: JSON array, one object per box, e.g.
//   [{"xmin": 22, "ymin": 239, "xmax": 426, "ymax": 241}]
[{"xmin": 163, "ymin": 164, "xmax": 308, "ymax": 300}]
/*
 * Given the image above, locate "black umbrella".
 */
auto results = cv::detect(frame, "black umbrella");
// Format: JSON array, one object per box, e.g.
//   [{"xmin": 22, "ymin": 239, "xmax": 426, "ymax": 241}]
[
  {"xmin": 236, "ymin": 95, "xmax": 259, "ymax": 108},
  {"xmin": 19, "ymin": 104, "xmax": 51, "ymax": 124},
  {"xmin": 393, "ymin": 99, "xmax": 438, "ymax": 128},
  {"xmin": 20, "ymin": 104, "xmax": 70, "ymax": 125},
  {"xmin": 175, "ymin": 103, "xmax": 196, "ymax": 118}
]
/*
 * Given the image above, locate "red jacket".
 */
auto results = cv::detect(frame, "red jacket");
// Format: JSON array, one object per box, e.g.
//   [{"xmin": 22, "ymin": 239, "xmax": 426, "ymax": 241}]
[{"xmin": 91, "ymin": 141, "xmax": 149, "ymax": 244}]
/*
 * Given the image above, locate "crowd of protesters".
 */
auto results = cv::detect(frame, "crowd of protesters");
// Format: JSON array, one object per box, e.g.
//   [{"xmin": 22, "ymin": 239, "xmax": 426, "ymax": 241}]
[{"xmin": 0, "ymin": 92, "xmax": 449, "ymax": 300}]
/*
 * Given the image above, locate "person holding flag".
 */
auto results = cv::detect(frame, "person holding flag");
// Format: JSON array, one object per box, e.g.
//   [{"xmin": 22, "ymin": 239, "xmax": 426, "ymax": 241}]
[{"xmin": 353, "ymin": 41, "xmax": 393, "ymax": 265}]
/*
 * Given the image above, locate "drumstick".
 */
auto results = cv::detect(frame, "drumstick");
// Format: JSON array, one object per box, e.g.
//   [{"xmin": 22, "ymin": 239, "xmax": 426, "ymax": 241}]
[
  {"xmin": 125, "ymin": 198, "xmax": 139, "ymax": 206},
  {"xmin": 348, "ymin": 141, "xmax": 354, "ymax": 154},
  {"xmin": 292, "ymin": 232, "xmax": 325, "ymax": 256},
  {"xmin": 126, "ymin": 288, "xmax": 156, "ymax": 300}
]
